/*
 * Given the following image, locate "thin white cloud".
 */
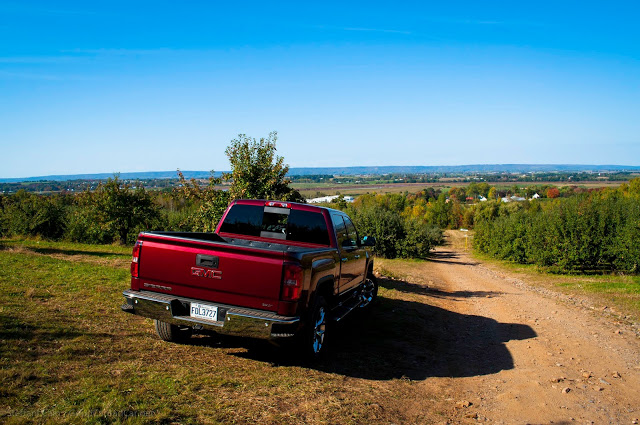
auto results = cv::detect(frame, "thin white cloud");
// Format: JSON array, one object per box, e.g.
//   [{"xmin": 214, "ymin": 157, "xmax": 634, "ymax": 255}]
[
  {"xmin": 0, "ymin": 70, "xmax": 62, "ymax": 80},
  {"xmin": 0, "ymin": 70, "xmax": 99, "ymax": 81},
  {"xmin": 0, "ymin": 48, "xmax": 182, "ymax": 65},
  {"xmin": 0, "ymin": 3, "xmax": 95, "ymax": 16},
  {"xmin": 342, "ymin": 27, "xmax": 413, "ymax": 35},
  {"xmin": 63, "ymin": 48, "xmax": 178, "ymax": 56},
  {"xmin": 424, "ymin": 16, "xmax": 543, "ymax": 27},
  {"xmin": 0, "ymin": 56, "xmax": 80, "ymax": 64}
]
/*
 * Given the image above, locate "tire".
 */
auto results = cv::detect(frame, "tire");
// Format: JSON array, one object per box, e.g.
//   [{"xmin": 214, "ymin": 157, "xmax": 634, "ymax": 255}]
[
  {"xmin": 154, "ymin": 320, "xmax": 192, "ymax": 343},
  {"xmin": 301, "ymin": 295, "xmax": 328, "ymax": 359},
  {"xmin": 359, "ymin": 274, "xmax": 378, "ymax": 309}
]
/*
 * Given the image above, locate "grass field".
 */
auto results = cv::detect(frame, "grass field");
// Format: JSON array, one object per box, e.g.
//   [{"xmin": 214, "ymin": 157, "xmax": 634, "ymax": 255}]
[{"xmin": 0, "ymin": 238, "xmax": 457, "ymax": 424}]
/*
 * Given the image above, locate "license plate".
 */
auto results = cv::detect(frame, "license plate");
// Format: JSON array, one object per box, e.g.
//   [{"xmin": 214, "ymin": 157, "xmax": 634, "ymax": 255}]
[{"xmin": 190, "ymin": 302, "xmax": 218, "ymax": 321}]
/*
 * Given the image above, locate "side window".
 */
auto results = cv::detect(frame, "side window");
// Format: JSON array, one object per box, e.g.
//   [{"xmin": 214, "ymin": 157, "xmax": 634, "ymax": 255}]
[
  {"xmin": 218, "ymin": 204, "xmax": 262, "ymax": 236},
  {"xmin": 331, "ymin": 213, "xmax": 348, "ymax": 248},
  {"xmin": 343, "ymin": 216, "xmax": 359, "ymax": 248},
  {"xmin": 287, "ymin": 210, "xmax": 330, "ymax": 245}
]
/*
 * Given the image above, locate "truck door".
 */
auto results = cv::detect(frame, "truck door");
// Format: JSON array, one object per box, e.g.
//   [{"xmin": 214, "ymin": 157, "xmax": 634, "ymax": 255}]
[
  {"xmin": 332, "ymin": 213, "xmax": 366, "ymax": 293},
  {"xmin": 342, "ymin": 215, "xmax": 366, "ymax": 290}
]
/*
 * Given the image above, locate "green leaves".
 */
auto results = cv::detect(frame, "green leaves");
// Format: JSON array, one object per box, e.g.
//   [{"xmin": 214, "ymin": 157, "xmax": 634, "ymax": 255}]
[
  {"xmin": 345, "ymin": 194, "xmax": 443, "ymax": 259},
  {"xmin": 65, "ymin": 176, "xmax": 163, "ymax": 244},
  {"xmin": 174, "ymin": 170, "xmax": 230, "ymax": 232},
  {"xmin": 473, "ymin": 186, "xmax": 640, "ymax": 274},
  {"xmin": 225, "ymin": 132, "xmax": 304, "ymax": 202}
]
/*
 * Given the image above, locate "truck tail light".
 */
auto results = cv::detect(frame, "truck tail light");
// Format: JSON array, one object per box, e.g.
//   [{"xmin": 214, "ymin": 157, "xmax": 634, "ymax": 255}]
[
  {"xmin": 131, "ymin": 240, "xmax": 143, "ymax": 278},
  {"xmin": 281, "ymin": 263, "xmax": 303, "ymax": 301}
]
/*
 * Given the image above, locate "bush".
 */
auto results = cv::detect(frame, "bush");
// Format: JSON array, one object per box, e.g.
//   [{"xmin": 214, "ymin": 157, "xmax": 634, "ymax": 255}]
[
  {"xmin": 1, "ymin": 191, "xmax": 69, "ymax": 240},
  {"xmin": 473, "ymin": 188, "xmax": 640, "ymax": 274},
  {"xmin": 66, "ymin": 177, "xmax": 163, "ymax": 245},
  {"xmin": 346, "ymin": 194, "xmax": 443, "ymax": 259}
]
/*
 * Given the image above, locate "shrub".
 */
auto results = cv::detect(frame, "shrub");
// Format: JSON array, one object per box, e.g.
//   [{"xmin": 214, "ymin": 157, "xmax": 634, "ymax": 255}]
[
  {"xmin": 473, "ymin": 188, "xmax": 640, "ymax": 273},
  {"xmin": 1, "ymin": 191, "xmax": 69, "ymax": 240}
]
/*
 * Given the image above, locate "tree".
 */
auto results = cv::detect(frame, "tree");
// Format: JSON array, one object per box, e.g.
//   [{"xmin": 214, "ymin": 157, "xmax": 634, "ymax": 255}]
[
  {"xmin": 2, "ymin": 190, "xmax": 69, "ymax": 239},
  {"xmin": 448, "ymin": 187, "xmax": 465, "ymax": 202},
  {"xmin": 68, "ymin": 176, "xmax": 162, "ymax": 244},
  {"xmin": 225, "ymin": 132, "xmax": 304, "ymax": 202},
  {"xmin": 487, "ymin": 187, "xmax": 498, "ymax": 200},
  {"xmin": 173, "ymin": 170, "xmax": 230, "ymax": 232},
  {"xmin": 546, "ymin": 187, "xmax": 560, "ymax": 199}
]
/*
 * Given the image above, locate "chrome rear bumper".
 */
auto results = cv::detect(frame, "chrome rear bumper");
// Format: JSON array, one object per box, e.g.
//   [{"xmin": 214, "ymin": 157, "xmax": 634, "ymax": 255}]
[{"xmin": 122, "ymin": 289, "xmax": 300, "ymax": 339}]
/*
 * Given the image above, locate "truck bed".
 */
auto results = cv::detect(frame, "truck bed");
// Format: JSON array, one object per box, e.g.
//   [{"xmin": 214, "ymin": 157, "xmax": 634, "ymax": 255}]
[{"xmin": 135, "ymin": 231, "xmax": 333, "ymax": 314}]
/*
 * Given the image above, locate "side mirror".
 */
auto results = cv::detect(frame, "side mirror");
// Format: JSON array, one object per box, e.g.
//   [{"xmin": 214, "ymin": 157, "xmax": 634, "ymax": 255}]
[{"xmin": 361, "ymin": 236, "xmax": 376, "ymax": 247}]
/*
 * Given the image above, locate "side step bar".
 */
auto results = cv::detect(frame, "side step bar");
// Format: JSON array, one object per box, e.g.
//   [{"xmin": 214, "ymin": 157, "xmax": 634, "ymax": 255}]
[{"xmin": 330, "ymin": 291, "xmax": 364, "ymax": 322}]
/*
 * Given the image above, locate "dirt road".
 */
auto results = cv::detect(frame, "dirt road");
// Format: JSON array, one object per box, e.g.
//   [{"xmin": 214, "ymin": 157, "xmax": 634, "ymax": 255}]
[{"xmin": 367, "ymin": 245, "xmax": 640, "ymax": 424}]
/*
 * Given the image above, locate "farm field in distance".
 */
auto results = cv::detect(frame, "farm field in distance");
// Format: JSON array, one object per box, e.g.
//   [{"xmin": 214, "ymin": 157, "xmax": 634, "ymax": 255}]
[{"xmin": 292, "ymin": 179, "xmax": 627, "ymax": 198}]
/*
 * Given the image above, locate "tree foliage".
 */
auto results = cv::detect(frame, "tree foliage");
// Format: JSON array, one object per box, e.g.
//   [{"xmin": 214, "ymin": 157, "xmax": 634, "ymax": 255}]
[
  {"xmin": 67, "ymin": 176, "xmax": 163, "ymax": 244},
  {"xmin": 172, "ymin": 170, "xmax": 230, "ymax": 232},
  {"xmin": 473, "ymin": 182, "xmax": 640, "ymax": 273},
  {"xmin": 342, "ymin": 193, "xmax": 443, "ymax": 259},
  {"xmin": 225, "ymin": 132, "xmax": 304, "ymax": 202},
  {"xmin": 1, "ymin": 191, "xmax": 69, "ymax": 240}
]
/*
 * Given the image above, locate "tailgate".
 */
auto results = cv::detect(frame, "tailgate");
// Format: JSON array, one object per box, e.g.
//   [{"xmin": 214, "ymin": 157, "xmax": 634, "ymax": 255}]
[{"xmin": 137, "ymin": 235, "xmax": 284, "ymax": 312}]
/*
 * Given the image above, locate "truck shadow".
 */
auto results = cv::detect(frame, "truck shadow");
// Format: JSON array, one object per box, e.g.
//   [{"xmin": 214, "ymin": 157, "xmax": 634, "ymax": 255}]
[
  {"xmin": 224, "ymin": 279, "xmax": 536, "ymax": 381},
  {"xmin": 425, "ymin": 250, "xmax": 479, "ymax": 266},
  {"xmin": 379, "ymin": 277, "xmax": 503, "ymax": 299}
]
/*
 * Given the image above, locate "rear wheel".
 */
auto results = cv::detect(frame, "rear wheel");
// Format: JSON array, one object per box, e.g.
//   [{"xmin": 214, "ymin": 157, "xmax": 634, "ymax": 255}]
[
  {"xmin": 301, "ymin": 295, "xmax": 328, "ymax": 359},
  {"xmin": 154, "ymin": 320, "xmax": 192, "ymax": 343}
]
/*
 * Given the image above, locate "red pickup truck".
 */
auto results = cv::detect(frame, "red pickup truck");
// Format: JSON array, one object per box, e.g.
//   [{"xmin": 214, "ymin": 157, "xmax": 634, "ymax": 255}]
[{"xmin": 122, "ymin": 199, "xmax": 377, "ymax": 357}]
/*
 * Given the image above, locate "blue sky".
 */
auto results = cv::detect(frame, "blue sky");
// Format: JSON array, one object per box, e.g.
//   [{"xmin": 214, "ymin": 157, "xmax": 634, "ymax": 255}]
[{"xmin": 1, "ymin": 1, "xmax": 639, "ymax": 178}]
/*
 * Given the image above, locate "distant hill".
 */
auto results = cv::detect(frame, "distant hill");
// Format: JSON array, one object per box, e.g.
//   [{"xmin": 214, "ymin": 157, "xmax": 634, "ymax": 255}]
[
  {"xmin": 287, "ymin": 164, "xmax": 640, "ymax": 176},
  {"xmin": 0, "ymin": 171, "xmax": 216, "ymax": 183},
  {"xmin": 1, "ymin": 164, "xmax": 640, "ymax": 183}
]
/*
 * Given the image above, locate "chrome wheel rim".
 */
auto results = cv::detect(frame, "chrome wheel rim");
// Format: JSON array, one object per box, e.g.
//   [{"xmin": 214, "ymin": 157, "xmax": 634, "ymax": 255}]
[
  {"xmin": 359, "ymin": 278, "xmax": 375, "ymax": 307},
  {"xmin": 312, "ymin": 307, "xmax": 326, "ymax": 353}
]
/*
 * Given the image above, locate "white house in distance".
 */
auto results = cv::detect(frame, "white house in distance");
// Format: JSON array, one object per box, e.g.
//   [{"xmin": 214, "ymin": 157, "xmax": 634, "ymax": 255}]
[
  {"xmin": 307, "ymin": 195, "xmax": 355, "ymax": 204},
  {"xmin": 501, "ymin": 193, "xmax": 541, "ymax": 203}
]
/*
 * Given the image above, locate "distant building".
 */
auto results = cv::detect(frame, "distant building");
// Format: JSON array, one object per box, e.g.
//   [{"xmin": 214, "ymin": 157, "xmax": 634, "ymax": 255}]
[
  {"xmin": 307, "ymin": 195, "xmax": 355, "ymax": 204},
  {"xmin": 502, "ymin": 195, "xmax": 526, "ymax": 203}
]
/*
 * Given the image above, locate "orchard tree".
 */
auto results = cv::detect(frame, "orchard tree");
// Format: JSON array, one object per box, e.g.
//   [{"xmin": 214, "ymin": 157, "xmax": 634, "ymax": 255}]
[
  {"xmin": 487, "ymin": 187, "xmax": 498, "ymax": 200},
  {"xmin": 174, "ymin": 170, "xmax": 230, "ymax": 232},
  {"xmin": 225, "ymin": 131, "xmax": 304, "ymax": 202},
  {"xmin": 68, "ymin": 176, "xmax": 162, "ymax": 244}
]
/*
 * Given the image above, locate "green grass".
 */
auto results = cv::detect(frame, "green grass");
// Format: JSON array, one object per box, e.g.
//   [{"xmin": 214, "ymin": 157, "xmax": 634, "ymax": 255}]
[
  {"xmin": 0, "ymin": 237, "xmax": 131, "ymax": 258},
  {"xmin": 0, "ymin": 239, "xmax": 456, "ymax": 424}
]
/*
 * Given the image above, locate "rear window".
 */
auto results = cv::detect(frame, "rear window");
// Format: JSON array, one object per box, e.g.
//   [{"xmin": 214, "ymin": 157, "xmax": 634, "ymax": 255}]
[{"xmin": 219, "ymin": 204, "xmax": 330, "ymax": 246}]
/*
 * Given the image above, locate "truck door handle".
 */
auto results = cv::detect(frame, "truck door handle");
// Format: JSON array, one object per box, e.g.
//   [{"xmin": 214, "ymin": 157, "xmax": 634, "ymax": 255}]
[
  {"xmin": 341, "ymin": 258, "xmax": 348, "ymax": 263},
  {"xmin": 196, "ymin": 254, "xmax": 219, "ymax": 268}
]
